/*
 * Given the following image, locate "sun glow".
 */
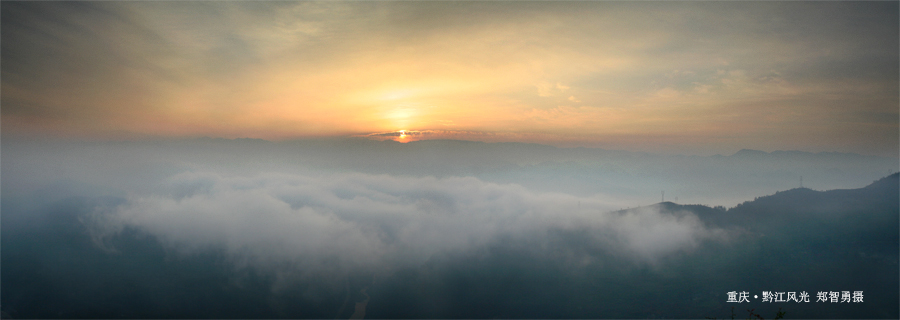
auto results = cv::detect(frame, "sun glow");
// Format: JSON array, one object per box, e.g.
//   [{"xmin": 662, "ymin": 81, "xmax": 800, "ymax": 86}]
[{"xmin": 2, "ymin": 2, "xmax": 895, "ymax": 156}]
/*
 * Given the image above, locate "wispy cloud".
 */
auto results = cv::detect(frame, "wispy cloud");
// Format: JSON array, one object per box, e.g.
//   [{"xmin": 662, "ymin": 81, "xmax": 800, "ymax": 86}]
[{"xmin": 1, "ymin": 1, "xmax": 896, "ymax": 155}]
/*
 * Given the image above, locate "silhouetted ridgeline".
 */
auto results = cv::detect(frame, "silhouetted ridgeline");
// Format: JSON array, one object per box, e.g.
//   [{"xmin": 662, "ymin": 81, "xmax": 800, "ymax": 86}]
[{"xmin": 653, "ymin": 173, "xmax": 899, "ymax": 229}]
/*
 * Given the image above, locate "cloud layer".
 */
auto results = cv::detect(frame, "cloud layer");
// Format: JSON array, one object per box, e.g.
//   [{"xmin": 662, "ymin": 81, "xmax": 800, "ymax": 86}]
[{"xmin": 92, "ymin": 171, "xmax": 727, "ymax": 281}]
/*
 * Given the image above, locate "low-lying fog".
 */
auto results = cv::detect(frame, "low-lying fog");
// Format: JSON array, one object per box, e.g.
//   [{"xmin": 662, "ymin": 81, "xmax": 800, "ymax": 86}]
[{"xmin": 3, "ymin": 138, "xmax": 897, "ymax": 318}]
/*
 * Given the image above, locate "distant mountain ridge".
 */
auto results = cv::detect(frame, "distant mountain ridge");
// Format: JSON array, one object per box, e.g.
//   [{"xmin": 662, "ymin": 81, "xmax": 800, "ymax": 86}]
[
  {"xmin": 49, "ymin": 135, "xmax": 890, "ymax": 159},
  {"xmin": 5, "ymin": 137, "xmax": 896, "ymax": 208},
  {"xmin": 729, "ymin": 148, "xmax": 887, "ymax": 160}
]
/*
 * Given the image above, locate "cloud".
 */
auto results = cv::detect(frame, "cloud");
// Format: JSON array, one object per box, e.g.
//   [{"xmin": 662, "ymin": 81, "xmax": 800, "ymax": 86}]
[
  {"xmin": 2, "ymin": 2, "xmax": 896, "ymax": 156},
  {"xmin": 536, "ymin": 82, "xmax": 572, "ymax": 97},
  {"xmin": 536, "ymin": 81, "xmax": 555, "ymax": 97},
  {"xmin": 88, "ymin": 170, "xmax": 729, "ymax": 284}
]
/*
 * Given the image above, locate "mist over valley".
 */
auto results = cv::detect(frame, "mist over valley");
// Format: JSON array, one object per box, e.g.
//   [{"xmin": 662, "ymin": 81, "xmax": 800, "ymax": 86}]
[{"xmin": 2, "ymin": 138, "xmax": 896, "ymax": 318}]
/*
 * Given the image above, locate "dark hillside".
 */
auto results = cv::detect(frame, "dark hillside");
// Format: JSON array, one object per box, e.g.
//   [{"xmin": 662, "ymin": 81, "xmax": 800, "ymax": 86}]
[
  {"xmin": 727, "ymin": 173, "xmax": 898, "ymax": 244},
  {"xmin": 647, "ymin": 173, "xmax": 898, "ymax": 318}
]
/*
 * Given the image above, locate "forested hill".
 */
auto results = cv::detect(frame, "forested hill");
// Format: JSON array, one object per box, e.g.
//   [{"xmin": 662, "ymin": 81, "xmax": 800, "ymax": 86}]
[
  {"xmin": 649, "ymin": 173, "xmax": 898, "ymax": 233},
  {"xmin": 643, "ymin": 173, "xmax": 898, "ymax": 319},
  {"xmin": 730, "ymin": 172, "xmax": 898, "ymax": 217}
]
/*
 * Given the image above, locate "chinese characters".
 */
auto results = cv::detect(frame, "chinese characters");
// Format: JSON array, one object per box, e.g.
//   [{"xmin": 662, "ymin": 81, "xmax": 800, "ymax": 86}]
[{"xmin": 727, "ymin": 291, "xmax": 862, "ymax": 303}]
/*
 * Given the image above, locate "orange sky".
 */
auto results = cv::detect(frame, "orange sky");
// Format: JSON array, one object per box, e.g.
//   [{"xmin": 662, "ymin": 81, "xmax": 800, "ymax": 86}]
[{"xmin": 2, "ymin": 1, "xmax": 897, "ymax": 156}]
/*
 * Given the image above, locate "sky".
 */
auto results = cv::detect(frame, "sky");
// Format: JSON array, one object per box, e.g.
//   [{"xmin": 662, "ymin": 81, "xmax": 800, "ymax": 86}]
[{"xmin": 2, "ymin": 1, "xmax": 898, "ymax": 156}]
